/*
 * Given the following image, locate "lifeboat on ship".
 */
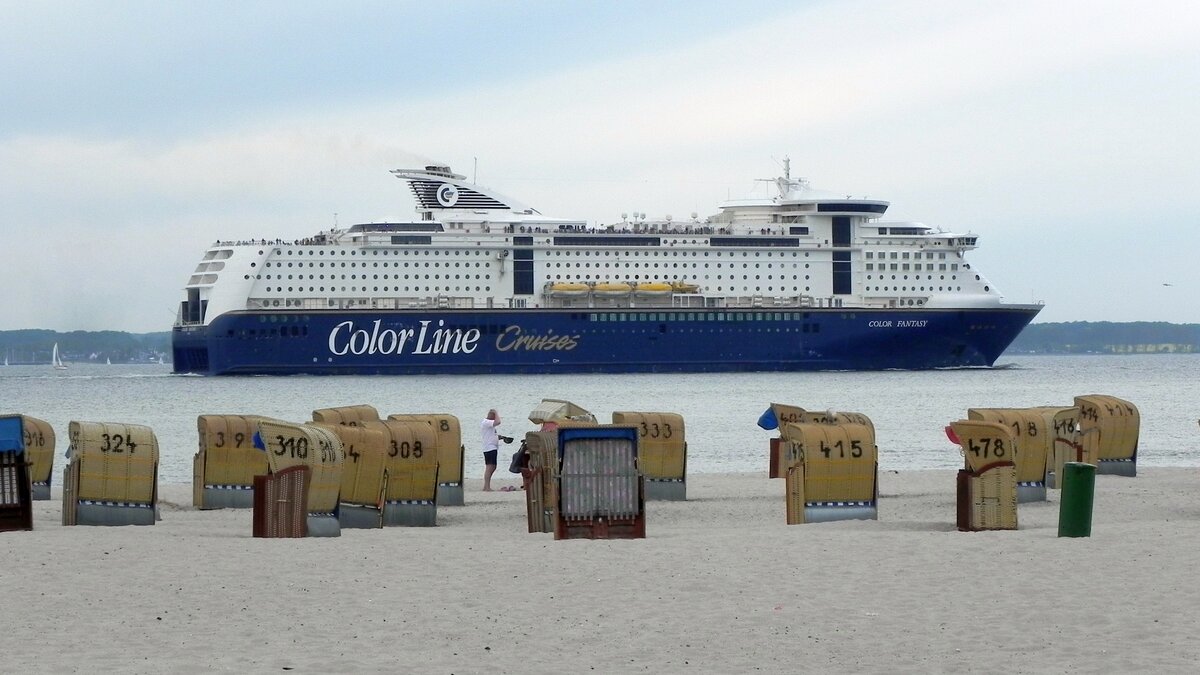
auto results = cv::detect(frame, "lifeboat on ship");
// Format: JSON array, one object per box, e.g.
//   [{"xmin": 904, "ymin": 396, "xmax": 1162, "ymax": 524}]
[
  {"xmin": 671, "ymin": 280, "xmax": 700, "ymax": 293},
  {"xmin": 634, "ymin": 282, "xmax": 673, "ymax": 297},
  {"xmin": 592, "ymin": 282, "xmax": 632, "ymax": 297},
  {"xmin": 547, "ymin": 281, "xmax": 590, "ymax": 297}
]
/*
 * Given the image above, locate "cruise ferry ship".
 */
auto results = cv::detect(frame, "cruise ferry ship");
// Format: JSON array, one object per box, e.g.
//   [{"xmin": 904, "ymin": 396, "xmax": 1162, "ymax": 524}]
[{"xmin": 172, "ymin": 161, "xmax": 1041, "ymax": 375}]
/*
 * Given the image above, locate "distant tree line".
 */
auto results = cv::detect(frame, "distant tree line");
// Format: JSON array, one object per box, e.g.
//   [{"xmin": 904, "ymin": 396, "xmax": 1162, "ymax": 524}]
[
  {"xmin": 0, "ymin": 330, "xmax": 170, "ymax": 365},
  {"xmin": 1008, "ymin": 322, "xmax": 1200, "ymax": 354}
]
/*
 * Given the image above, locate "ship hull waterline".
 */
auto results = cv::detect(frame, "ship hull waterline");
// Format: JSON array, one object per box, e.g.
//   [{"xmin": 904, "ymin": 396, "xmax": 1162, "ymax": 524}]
[{"xmin": 172, "ymin": 306, "xmax": 1040, "ymax": 376}]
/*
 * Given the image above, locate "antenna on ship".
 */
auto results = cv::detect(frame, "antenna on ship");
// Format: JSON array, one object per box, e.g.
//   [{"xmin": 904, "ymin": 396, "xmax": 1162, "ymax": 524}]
[
  {"xmin": 783, "ymin": 156, "xmax": 790, "ymax": 181},
  {"xmin": 473, "ymin": 156, "xmax": 478, "ymax": 184}
]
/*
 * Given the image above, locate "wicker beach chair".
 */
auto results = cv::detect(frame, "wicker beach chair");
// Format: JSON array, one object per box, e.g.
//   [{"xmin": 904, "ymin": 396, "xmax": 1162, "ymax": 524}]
[
  {"xmin": 387, "ymin": 413, "xmax": 464, "ymax": 506},
  {"xmin": 780, "ymin": 421, "xmax": 878, "ymax": 524},
  {"xmin": 611, "ymin": 412, "xmax": 686, "ymax": 500},
  {"xmin": 194, "ymin": 414, "xmax": 269, "ymax": 509},
  {"xmin": 948, "ymin": 419, "xmax": 1018, "ymax": 531},
  {"xmin": 62, "ymin": 421, "xmax": 159, "ymax": 527},
  {"xmin": 554, "ymin": 425, "xmax": 645, "ymax": 540}
]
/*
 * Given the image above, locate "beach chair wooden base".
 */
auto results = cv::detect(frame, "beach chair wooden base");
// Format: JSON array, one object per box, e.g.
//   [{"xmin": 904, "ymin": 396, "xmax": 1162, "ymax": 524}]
[
  {"xmin": 339, "ymin": 504, "xmax": 384, "ymax": 529},
  {"xmin": 1097, "ymin": 458, "xmax": 1136, "ymax": 477},
  {"xmin": 523, "ymin": 467, "xmax": 554, "ymax": 533},
  {"xmin": 956, "ymin": 463, "xmax": 1018, "ymax": 532},
  {"xmin": 200, "ymin": 485, "xmax": 254, "ymax": 509},
  {"xmin": 1017, "ymin": 481, "xmax": 1048, "ymax": 503},
  {"xmin": 307, "ymin": 513, "xmax": 341, "ymax": 537},
  {"xmin": 383, "ymin": 500, "xmax": 436, "ymax": 527},
  {"xmin": 769, "ymin": 437, "xmax": 782, "ymax": 478},
  {"xmin": 252, "ymin": 466, "xmax": 308, "ymax": 538},
  {"xmin": 31, "ymin": 482, "xmax": 50, "ymax": 501},
  {"xmin": 0, "ymin": 452, "xmax": 33, "ymax": 532},
  {"xmin": 74, "ymin": 501, "xmax": 157, "ymax": 526},
  {"xmin": 645, "ymin": 478, "xmax": 686, "ymax": 501},
  {"xmin": 804, "ymin": 501, "xmax": 878, "ymax": 523},
  {"xmin": 555, "ymin": 515, "xmax": 646, "ymax": 540},
  {"xmin": 437, "ymin": 482, "xmax": 464, "ymax": 506}
]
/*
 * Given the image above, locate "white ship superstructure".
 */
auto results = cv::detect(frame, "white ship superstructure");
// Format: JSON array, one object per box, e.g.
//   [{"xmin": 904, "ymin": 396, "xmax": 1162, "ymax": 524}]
[{"xmin": 181, "ymin": 161, "xmax": 1008, "ymax": 325}]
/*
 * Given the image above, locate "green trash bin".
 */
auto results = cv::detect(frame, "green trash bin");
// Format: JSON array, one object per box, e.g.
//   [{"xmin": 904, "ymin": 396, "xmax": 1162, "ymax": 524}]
[{"xmin": 1058, "ymin": 461, "xmax": 1096, "ymax": 538}]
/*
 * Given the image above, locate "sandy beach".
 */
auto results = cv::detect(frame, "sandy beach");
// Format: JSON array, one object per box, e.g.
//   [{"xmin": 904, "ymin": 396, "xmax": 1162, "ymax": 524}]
[{"xmin": 3, "ymin": 468, "xmax": 1199, "ymax": 674}]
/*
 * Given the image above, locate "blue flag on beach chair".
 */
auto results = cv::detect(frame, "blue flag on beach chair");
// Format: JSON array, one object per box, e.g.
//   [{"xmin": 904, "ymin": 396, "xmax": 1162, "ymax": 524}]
[{"xmin": 757, "ymin": 407, "xmax": 778, "ymax": 430}]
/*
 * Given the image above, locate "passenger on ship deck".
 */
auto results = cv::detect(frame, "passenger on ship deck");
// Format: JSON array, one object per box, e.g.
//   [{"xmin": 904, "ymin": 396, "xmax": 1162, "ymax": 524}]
[{"xmin": 481, "ymin": 409, "xmax": 502, "ymax": 491}]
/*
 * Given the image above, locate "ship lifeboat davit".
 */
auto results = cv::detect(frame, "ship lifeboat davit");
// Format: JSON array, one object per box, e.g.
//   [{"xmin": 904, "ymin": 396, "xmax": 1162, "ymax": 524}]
[
  {"xmin": 634, "ymin": 282, "xmax": 673, "ymax": 297},
  {"xmin": 548, "ymin": 282, "xmax": 590, "ymax": 297},
  {"xmin": 592, "ymin": 282, "xmax": 632, "ymax": 297}
]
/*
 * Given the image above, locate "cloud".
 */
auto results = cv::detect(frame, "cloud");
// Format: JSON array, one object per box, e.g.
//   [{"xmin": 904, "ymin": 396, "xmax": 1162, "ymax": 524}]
[{"xmin": 0, "ymin": 0, "xmax": 1197, "ymax": 330}]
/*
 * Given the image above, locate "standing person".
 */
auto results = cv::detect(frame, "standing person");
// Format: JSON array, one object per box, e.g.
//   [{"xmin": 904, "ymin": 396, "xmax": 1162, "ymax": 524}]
[{"xmin": 481, "ymin": 409, "xmax": 501, "ymax": 491}]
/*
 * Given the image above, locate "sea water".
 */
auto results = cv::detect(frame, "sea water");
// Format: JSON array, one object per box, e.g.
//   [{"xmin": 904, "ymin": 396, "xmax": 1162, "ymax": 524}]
[{"xmin": 2, "ymin": 354, "xmax": 1197, "ymax": 483}]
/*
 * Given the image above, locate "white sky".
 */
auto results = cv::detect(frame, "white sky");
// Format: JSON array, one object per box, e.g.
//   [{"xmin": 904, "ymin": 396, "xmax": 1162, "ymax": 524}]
[{"xmin": 2, "ymin": 0, "xmax": 1198, "ymax": 332}]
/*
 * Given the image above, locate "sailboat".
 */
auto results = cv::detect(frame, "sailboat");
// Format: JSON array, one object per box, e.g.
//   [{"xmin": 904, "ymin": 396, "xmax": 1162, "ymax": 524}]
[{"xmin": 52, "ymin": 343, "xmax": 68, "ymax": 370}]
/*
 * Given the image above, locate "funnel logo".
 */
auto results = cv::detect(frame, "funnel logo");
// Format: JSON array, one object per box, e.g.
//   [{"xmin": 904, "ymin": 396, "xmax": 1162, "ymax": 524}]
[{"xmin": 436, "ymin": 183, "xmax": 459, "ymax": 207}]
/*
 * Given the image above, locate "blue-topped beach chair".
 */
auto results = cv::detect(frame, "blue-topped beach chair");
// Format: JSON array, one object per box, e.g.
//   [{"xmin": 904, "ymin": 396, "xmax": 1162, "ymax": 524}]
[
  {"xmin": 0, "ymin": 415, "xmax": 34, "ymax": 532},
  {"xmin": 554, "ymin": 425, "xmax": 645, "ymax": 540}
]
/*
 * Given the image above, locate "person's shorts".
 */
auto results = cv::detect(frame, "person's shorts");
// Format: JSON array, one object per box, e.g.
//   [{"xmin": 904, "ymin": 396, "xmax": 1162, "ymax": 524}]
[{"xmin": 484, "ymin": 449, "xmax": 498, "ymax": 466}]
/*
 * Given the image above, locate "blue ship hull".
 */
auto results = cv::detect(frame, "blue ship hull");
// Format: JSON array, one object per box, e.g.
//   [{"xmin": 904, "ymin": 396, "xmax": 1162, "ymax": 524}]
[{"xmin": 172, "ymin": 306, "xmax": 1040, "ymax": 375}]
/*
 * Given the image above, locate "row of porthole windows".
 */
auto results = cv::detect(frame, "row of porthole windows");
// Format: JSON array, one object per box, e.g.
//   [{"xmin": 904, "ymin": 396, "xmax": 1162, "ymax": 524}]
[
  {"xmin": 281, "ymin": 249, "xmax": 497, "ymax": 256},
  {"xmin": 546, "ymin": 262, "xmax": 811, "ymax": 269},
  {"xmin": 265, "ymin": 261, "xmax": 490, "ymax": 268},
  {"xmin": 866, "ymin": 275, "xmax": 958, "ymax": 281},
  {"xmin": 263, "ymin": 286, "xmax": 492, "ymax": 293},
  {"xmin": 255, "ymin": 274, "xmax": 489, "ymax": 281},
  {"xmin": 869, "ymin": 286, "xmax": 962, "ymax": 292},
  {"xmin": 543, "ymin": 274, "xmax": 810, "ymax": 281},
  {"xmin": 550, "ymin": 250, "xmax": 812, "ymax": 257},
  {"xmin": 254, "ymin": 273, "xmax": 491, "ymax": 280}
]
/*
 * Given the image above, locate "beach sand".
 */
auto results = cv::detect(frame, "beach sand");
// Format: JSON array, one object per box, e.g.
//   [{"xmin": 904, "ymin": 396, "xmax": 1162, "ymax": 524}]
[{"xmin": 3, "ymin": 469, "xmax": 1199, "ymax": 674}]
